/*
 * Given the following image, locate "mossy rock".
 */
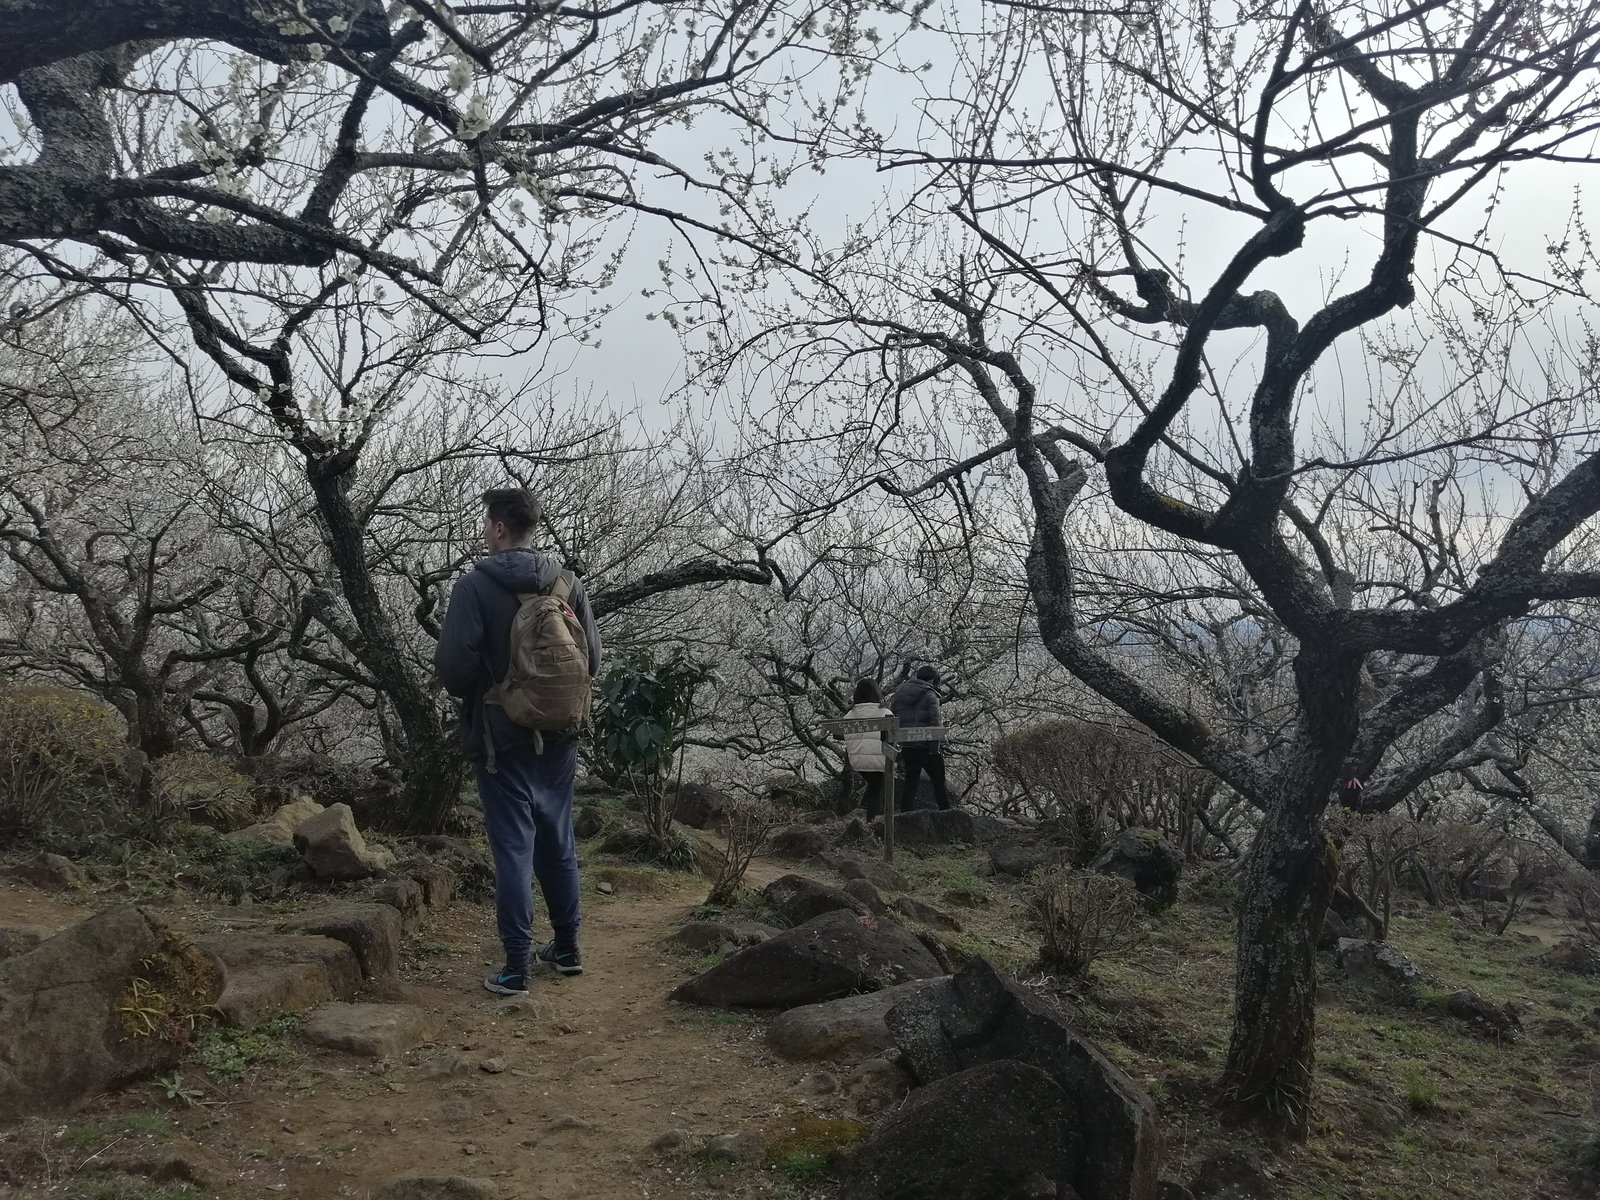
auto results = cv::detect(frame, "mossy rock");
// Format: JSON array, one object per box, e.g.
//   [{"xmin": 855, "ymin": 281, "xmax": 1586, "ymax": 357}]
[{"xmin": 763, "ymin": 1112, "xmax": 871, "ymax": 1164}]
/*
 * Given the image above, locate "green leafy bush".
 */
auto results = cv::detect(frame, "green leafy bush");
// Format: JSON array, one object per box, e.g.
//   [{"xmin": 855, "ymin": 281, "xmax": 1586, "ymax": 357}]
[{"xmin": 591, "ymin": 650, "xmax": 712, "ymax": 868}]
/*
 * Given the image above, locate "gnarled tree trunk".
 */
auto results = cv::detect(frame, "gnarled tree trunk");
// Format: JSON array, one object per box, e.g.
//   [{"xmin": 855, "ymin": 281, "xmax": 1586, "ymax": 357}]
[{"xmin": 306, "ymin": 456, "xmax": 464, "ymax": 833}]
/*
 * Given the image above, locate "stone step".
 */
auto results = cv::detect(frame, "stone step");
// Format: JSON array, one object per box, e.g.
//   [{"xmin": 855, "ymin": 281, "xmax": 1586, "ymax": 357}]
[{"xmin": 196, "ymin": 932, "xmax": 363, "ymax": 1027}]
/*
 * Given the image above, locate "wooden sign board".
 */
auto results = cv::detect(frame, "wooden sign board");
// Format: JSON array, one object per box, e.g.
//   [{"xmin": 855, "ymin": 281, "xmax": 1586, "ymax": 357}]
[
  {"xmin": 818, "ymin": 717, "xmax": 899, "ymax": 736},
  {"xmin": 894, "ymin": 726, "xmax": 947, "ymax": 743}
]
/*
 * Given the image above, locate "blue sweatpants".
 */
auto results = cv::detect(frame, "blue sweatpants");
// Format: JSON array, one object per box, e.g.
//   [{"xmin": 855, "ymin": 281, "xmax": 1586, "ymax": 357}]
[{"xmin": 475, "ymin": 742, "xmax": 581, "ymax": 969}]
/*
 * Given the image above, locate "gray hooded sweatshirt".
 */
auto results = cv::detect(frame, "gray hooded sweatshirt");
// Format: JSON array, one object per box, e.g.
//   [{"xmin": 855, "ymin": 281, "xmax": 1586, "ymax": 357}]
[{"xmin": 433, "ymin": 548, "xmax": 603, "ymax": 760}]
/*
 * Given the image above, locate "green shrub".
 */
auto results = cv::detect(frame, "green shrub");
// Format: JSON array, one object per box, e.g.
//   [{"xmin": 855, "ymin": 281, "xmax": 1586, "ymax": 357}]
[
  {"xmin": 152, "ymin": 752, "xmax": 258, "ymax": 830},
  {"xmin": 0, "ymin": 684, "xmax": 131, "ymax": 836},
  {"xmin": 1401, "ymin": 1065, "xmax": 1440, "ymax": 1113}
]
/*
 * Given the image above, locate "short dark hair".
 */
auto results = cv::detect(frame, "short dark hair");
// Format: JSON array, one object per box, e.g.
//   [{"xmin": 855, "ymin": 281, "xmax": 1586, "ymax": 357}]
[
  {"xmin": 853, "ymin": 677, "xmax": 882, "ymax": 705},
  {"xmin": 915, "ymin": 664, "xmax": 940, "ymax": 685},
  {"xmin": 482, "ymin": 488, "xmax": 541, "ymax": 541}
]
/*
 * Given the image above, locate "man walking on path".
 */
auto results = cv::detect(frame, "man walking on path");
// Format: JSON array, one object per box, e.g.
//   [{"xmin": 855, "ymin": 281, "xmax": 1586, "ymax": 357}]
[
  {"xmin": 890, "ymin": 664, "xmax": 951, "ymax": 810},
  {"xmin": 435, "ymin": 488, "xmax": 603, "ymax": 996}
]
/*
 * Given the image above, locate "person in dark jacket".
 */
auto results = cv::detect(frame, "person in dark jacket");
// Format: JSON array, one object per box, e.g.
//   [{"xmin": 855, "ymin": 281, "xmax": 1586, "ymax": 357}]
[
  {"xmin": 890, "ymin": 664, "xmax": 951, "ymax": 810},
  {"xmin": 434, "ymin": 488, "xmax": 602, "ymax": 996}
]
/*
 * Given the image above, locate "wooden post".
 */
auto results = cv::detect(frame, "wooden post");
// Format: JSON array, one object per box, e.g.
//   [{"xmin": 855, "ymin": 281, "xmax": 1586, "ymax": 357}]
[
  {"xmin": 816, "ymin": 714, "xmax": 903, "ymax": 864},
  {"xmin": 882, "ymin": 739, "xmax": 897, "ymax": 864}
]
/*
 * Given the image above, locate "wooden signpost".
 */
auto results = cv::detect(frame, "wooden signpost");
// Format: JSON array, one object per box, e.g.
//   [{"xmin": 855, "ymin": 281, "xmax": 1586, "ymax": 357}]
[{"xmin": 816, "ymin": 716, "xmax": 947, "ymax": 864}]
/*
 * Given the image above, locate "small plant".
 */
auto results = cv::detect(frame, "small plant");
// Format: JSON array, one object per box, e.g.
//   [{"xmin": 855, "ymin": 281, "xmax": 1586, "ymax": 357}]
[
  {"xmin": 705, "ymin": 795, "xmax": 780, "ymax": 906},
  {"xmin": 1401, "ymin": 1065, "xmax": 1440, "ymax": 1113},
  {"xmin": 196, "ymin": 1014, "xmax": 298, "ymax": 1082},
  {"xmin": 154, "ymin": 1073, "xmax": 205, "ymax": 1106},
  {"xmin": 1031, "ymin": 866, "xmax": 1148, "ymax": 975}
]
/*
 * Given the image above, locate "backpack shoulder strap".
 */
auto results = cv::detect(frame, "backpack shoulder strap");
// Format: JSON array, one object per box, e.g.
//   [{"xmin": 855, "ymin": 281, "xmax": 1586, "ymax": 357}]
[{"xmin": 547, "ymin": 570, "xmax": 575, "ymax": 603}]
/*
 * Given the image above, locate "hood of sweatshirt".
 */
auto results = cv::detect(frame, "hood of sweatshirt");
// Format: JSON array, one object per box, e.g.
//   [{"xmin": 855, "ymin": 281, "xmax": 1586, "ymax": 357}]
[
  {"xmin": 896, "ymin": 678, "xmax": 936, "ymax": 702},
  {"xmin": 476, "ymin": 548, "xmax": 564, "ymax": 593}
]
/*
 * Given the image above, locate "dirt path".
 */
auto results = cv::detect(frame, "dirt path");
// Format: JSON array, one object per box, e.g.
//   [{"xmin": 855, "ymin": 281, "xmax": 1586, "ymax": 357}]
[
  {"xmin": 134, "ymin": 866, "xmax": 827, "ymax": 1198},
  {"xmin": 0, "ymin": 843, "xmax": 868, "ymax": 1199}
]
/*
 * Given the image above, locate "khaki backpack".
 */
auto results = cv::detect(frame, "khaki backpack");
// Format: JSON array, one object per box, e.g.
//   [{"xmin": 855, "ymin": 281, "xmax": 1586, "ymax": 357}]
[{"xmin": 482, "ymin": 571, "xmax": 591, "ymax": 766}]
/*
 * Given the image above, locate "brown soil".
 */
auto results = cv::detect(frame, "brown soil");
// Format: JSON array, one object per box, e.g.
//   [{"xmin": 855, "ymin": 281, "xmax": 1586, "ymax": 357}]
[{"xmin": 0, "ymin": 861, "xmax": 843, "ymax": 1200}]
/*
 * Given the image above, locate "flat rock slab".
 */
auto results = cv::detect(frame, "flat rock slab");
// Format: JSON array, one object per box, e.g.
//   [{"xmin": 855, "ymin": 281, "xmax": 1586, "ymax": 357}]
[
  {"xmin": 303, "ymin": 1002, "xmax": 436, "ymax": 1059},
  {"xmin": 670, "ymin": 909, "xmax": 942, "ymax": 1010},
  {"xmin": 196, "ymin": 932, "xmax": 363, "ymax": 1027},
  {"xmin": 768, "ymin": 977, "xmax": 950, "ymax": 1061},
  {"xmin": 891, "ymin": 896, "xmax": 962, "ymax": 932},
  {"xmin": 279, "ymin": 904, "xmax": 402, "ymax": 980}
]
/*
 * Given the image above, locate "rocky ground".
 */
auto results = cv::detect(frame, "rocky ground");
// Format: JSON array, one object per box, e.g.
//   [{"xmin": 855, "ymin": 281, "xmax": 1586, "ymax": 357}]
[{"xmin": 2, "ymin": 801, "xmax": 1600, "ymax": 1200}]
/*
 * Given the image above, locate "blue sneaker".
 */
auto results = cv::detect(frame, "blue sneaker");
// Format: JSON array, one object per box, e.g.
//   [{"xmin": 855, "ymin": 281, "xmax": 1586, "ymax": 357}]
[
  {"xmin": 535, "ymin": 941, "xmax": 583, "ymax": 976},
  {"xmin": 483, "ymin": 964, "xmax": 529, "ymax": 995}
]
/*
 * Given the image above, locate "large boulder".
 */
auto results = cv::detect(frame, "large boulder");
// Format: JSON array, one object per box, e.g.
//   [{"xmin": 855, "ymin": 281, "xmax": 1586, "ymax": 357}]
[
  {"xmin": 827, "ymin": 852, "xmax": 909, "ymax": 892},
  {"xmin": 886, "ymin": 957, "xmax": 1162, "ymax": 1200},
  {"xmin": 887, "ymin": 809, "xmax": 978, "ymax": 847},
  {"xmin": 847, "ymin": 1060, "xmax": 1084, "ymax": 1200},
  {"xmin": 1445, "ymin": 988, "xmax": 1521, "ymax": 1040},
  {"xmin": 669, "ymin": 910, "xmax": 943, "ymax": 1010},
  {"xmin": 763, "ymin": 874, "xmax": 871, "ymax": 926},
  {"xmin": 989, "ymin": 842, "xmax": 1070, "ymax": 878},
  {"xmin": 1547, "ymin": 938, "xmax": 1600, "ymax": 976},
  {"xmin": 845, "ymin": 878, "xmax": 891, "ymax": 917},
  {"xmin": 0, "ymin": 906, "xmax": 224, "ymax": 1121},
  {"xmin": 769, "ymin": 824, "xmax": 830, "ymax": 861},
  {"xmin": 226, "ymin": 796, "xmax": 324, "ymax": 849},
  {"xmin": 292, "ymin": 803, "xmax": 394, "ymax": 880},
  {"xmin": 395, "ymin": 859, "xmax": 456, "ymax": 910},
  {"xmin": 1091, "ymin": 830, "xmax": 1183, "ymax": 909},
  {"xmin": 768, "ymin": 978, "xmax": 949, "ymax": 1061},
  {"xmin": 672, "ymin": 782, "xmax": 730, "ymax": 830},
  {"xmin": 766, "ymin": 775, "xmax": 827, "ymax": 810},
  {"xmin": 1334, "ymin": 938, "xmax": 1432, "ymax": 1004}
]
